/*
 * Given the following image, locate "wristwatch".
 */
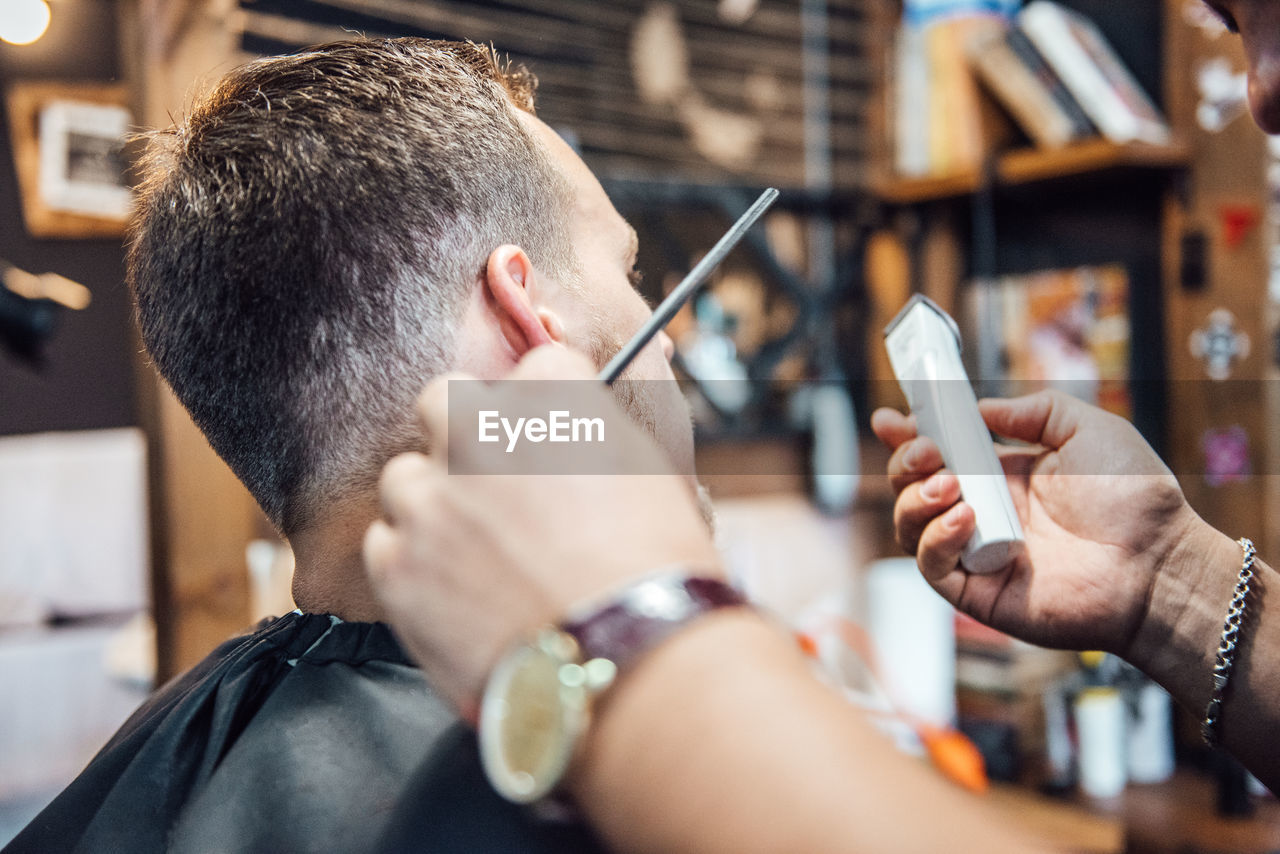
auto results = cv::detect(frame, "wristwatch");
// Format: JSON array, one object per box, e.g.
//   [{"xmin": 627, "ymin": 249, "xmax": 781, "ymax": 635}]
[{"xmin": 478, "ymin": 570, "xmax": 749, "ymax": 803}]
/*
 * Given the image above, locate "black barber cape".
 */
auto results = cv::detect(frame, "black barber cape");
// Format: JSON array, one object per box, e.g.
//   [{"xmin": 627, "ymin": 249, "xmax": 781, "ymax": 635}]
[{"xmin": 4, "ymin": 612, "xmax": 607, "ymax": 854}]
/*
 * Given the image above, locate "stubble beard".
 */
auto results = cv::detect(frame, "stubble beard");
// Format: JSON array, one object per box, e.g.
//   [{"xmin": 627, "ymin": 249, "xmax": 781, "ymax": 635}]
[{"xmin": 589, "ymin": 328, "xmax": 717, "ymax": 535}]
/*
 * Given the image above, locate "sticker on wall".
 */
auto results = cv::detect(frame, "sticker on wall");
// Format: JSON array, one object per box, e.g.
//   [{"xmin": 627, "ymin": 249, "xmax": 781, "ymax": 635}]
[
  {"xmin": 1183, "ymin": 0, "xmax": 1233, "ymax": 38},
  {"xmin": 1203, "ymin": 426, "xmax": 1252, "ymax": 487},
  {"xmin": 1219, "ymin": 203, "xmax": 1261, "ymax": 249},
  {"xmin": 1190, "ymin": 308, "xmax": 1251, "ymax": 380},
  {"xmin": 1268, "ymin": 139, "xmax": 1280, "ymax": 303},
  {"xmin": 1196, "ymin": 57, "xmax": 1248, "ymax": 133}
]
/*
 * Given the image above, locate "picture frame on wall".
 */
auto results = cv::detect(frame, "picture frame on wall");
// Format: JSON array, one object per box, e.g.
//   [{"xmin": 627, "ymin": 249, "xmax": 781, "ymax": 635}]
[{"xmin": 5, "ymin": 81, "xmax": 134, "ymax": 239}]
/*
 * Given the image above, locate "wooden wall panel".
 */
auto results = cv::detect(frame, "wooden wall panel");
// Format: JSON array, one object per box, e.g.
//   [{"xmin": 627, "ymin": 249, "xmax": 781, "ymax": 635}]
[
  {"xmin": 122, "ymin": 0, "xmax": 258, "ymax": 681},
  {"xmin": 1161, "ymin": 0, "xmax": 1275, "ymax": 557}
]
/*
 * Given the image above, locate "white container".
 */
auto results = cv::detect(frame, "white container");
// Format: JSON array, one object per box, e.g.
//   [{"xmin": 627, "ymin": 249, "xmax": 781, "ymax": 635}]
[
  {"xmin": 1076, "ymin": 687, "xmax": 1127, "ymax": 798},
  {"xmin": 864, "ymin": 557, "xmax": 956, "ymax": 729},
  {"xmin": 1126, "ymin": 681, "xmax": 1175, "ymax": 784}
]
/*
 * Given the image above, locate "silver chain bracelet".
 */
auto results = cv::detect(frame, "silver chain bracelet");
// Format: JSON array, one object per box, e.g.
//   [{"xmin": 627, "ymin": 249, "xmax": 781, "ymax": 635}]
[{"xmin": 1202, "ymin": 537, "xmax": 1257, "ymax": 747}]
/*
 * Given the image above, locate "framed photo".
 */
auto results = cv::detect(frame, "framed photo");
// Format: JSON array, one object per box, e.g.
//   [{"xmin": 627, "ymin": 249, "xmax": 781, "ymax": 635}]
[{"xmin": 6, "ymin": 82, "xmax": 133, "ymax": 238}]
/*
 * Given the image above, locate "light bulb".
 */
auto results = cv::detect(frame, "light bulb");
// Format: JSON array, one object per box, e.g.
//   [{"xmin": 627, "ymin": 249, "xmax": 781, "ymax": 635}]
[{"xmin": 0, "ymin": 0, "xmax": 51, "ymax": 46}]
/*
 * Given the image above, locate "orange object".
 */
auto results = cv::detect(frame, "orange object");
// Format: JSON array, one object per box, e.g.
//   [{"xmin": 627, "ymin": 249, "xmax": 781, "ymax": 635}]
[
  {"xmin": 918, "ymin": 724, "xmax": 989, "ymax": 794},
  {"xmin": 795, "ymin": 632, "xmax": 821, "ymax": 659},
  {"xmin": 807, "ymin": 615, "xmax": 989, "ymax": 793}
]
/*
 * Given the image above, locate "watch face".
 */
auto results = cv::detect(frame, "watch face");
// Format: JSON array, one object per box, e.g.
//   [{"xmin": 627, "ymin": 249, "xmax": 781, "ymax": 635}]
[{"xmin": 479, "ymin": 630, "xmax": 588, "ymax": 803}]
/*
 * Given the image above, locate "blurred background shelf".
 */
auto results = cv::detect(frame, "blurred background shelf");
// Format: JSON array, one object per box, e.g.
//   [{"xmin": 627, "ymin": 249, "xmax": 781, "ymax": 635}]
[{"xmin": 873, "ymin": 139, "xmax": 1190, "ymax": 204}]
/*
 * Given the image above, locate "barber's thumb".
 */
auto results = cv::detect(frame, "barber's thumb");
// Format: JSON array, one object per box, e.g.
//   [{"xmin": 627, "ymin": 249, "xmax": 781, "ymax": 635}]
[
  {"xmin": 513, "ymin": 344, "xmax": 597, "ymax": 380},
  {"xmin": 362, "ymin": 520, "xmax": 399, "ymax": 587},
  {"xmin": 417, "ymin": 372, "xmax": 475, "ymax": 452},
  {"xmin": 978, "ymin": 389, "xmax": 1083, "ymax": 450}
]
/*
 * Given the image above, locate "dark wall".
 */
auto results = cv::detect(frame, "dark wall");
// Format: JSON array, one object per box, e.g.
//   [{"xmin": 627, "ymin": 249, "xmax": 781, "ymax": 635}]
[{"xmin": 0, "ymin": 0, "xmax": 136, "ymax": 435}]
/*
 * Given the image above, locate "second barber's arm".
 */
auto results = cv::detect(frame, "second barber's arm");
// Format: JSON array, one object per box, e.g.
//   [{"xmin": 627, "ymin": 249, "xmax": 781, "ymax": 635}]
[
  {"xmin": 568, "ymin": 600, "xmax": 1055, "ymax": 854},
  {"xmin": 366, "ymin": 346, "xmax": 1062, "ymax": 854},
  {"xmin": 873, "ymin": 391, "xmax": 1280, "ymax": 791},
  {"xmin": 1129, "ymin": 514, "xmax": 1280, "ymax": 789}
]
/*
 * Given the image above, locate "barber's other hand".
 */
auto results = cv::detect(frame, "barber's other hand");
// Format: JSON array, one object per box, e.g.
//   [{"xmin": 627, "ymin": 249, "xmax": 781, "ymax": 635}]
[
  {"xmin": 871, "ymin": 390, "xmax": 1210, "ymax": 657},
  {"xmin": 363, "ymin": 346, "xmax": 719, "ymax": 721}
]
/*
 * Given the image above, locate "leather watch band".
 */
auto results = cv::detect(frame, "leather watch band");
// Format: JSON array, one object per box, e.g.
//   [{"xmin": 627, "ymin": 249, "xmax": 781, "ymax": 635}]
[
  {"xmin": 477, "ymin": 570, "xmax": 749, "ymax": 804},
  {"xmin": 560, "ymin": 572, "xmax": 748, "ymax": 673}
]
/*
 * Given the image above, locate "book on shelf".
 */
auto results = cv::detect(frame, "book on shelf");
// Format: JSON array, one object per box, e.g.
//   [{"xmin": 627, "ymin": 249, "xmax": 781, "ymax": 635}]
[
  {"xmin": 926, "ymin": 18, "xmax": 971, "ymax": 176},
  {"xmin": 894, "ymin": 23, "xmax": 932, "ymax": 177},
  {"xmin": 965, "ymin": 265, "xmax": 1132, "ymax": 417},
  {"xmin": 1017, "ymin": 0, "xmax": 1171, "ymax": 145},
  {"xmin": 968, "ymin": 24, "xmax": 1096, "ymax": 149},
  {"xmin": 894, "ymin": 14, "xmax": 1011, "ymax": 178},
  {"xmin": 1003, "ymin": 28, "xmax": 1098, "ymax": 142},
  {"xmin": 902, "ymin": 0, "xmax": 1021, "ymax": 24}
]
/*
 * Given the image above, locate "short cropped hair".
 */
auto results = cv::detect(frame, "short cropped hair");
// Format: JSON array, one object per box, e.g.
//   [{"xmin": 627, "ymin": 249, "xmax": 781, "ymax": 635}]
[{"xmin": 129, "ymin": 38, "xmax": 576, "ymax": 533}]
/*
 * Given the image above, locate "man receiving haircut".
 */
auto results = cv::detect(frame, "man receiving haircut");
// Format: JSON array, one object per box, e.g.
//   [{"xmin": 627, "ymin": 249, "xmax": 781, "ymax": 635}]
[{"xmin": 5, "ymin": 37, "xmax": 686, "ymax": 854}]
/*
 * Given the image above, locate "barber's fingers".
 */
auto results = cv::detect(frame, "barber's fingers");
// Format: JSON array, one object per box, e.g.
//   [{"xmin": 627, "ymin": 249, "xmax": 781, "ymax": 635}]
[
  {"xmin": 886, "ymin": 435, "xmax": 945, "ymax": 495},
  {"xmin": 509, "ymin": 344, "xmax": 597, "ymax": 381},
  {"xmin": 377, "ymin": 451, "xmax": 435, "ymax": 526},
  {"xmin": 414, "ymin": 349, "xmax": 602, "ymax": 456},
  {"xmin": 894, "ymin": 470, "xmax": 962, "ymax": 556},
  {"xmin": 914, "ymin": 501, "xmax": 976, "ymax": 585},
  {"xmin": 979, "ymin": 389, "xmax": 1087, "ymax": 450},
  {"xmin": 363, "ymin": 519, "xmax": 400, "ymax": 586},
  {"xmin": 870, "ymin": 407, "xmax": 917, "ymax": 450},
  {"xmin": 415, "ymin": 372, "xmax": 474, "ymax": 455}
]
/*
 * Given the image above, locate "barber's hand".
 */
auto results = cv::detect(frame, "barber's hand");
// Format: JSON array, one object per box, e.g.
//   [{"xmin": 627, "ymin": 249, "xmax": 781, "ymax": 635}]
[
  {"xmin": 871, "ymin": 391, "xmax": 1208, "ymax": 656},
  {"xmin": 363, "ymin": 346, "xmax": 719, "ymax": 721}
]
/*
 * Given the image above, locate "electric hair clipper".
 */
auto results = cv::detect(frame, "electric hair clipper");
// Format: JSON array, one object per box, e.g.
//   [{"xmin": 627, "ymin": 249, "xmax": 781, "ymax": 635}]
[{"xmin": 884, "ymin": 295, "xmax": 1024, "ymax": 574}]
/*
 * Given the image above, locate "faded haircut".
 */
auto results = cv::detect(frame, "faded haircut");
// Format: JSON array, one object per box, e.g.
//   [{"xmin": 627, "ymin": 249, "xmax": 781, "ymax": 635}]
[{"xmin": 129, "ymin": 38, "xmax": 577, "ymax": 534}]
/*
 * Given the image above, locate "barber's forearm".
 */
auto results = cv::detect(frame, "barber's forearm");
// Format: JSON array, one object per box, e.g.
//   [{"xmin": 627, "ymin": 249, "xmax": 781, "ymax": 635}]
[
  {"xmin": 566, "ymin": 610, "xmax": 1062, "ymax": 854},
  {"xmin": 1129, "ymin": 519, "xmax": 1280, "ymax": 789}
]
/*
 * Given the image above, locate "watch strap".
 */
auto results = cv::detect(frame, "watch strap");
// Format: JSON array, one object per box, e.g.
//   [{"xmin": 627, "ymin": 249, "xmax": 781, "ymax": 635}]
[
  {"xmin": 560, "ymin": 571, "xmax": 748, "ymax": 673},
  {"xmin": 477, "ymin": 570, "xmax": 749, "ymax": 805}
]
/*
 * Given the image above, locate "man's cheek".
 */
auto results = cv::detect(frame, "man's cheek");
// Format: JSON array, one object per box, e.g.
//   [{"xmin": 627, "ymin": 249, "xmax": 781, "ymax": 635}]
[{"xmin": 656, "ymin": 383, "xmax": 696, "ymax": 474}]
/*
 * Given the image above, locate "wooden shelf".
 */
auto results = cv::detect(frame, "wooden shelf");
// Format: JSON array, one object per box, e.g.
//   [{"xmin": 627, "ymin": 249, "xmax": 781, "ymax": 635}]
[
  {"xmin": 874, "ymin": 170, "xmax": 984, "ymax": 205},
  {"xmin": 1117, "ymin": 771, "xmax": 1280, "ymax": 854},
  {"xmin": 873, "ymin": 139, "xmax": 1190, "ymax": 204},
  {"xmin": 987, "ymin": 769, "xmax": 1280, "ymax": 854}
]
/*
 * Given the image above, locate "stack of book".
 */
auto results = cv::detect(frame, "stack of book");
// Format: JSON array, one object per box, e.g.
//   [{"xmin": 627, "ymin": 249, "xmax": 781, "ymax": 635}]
[
  {"xmin": 964, "ymin": 265, "xmax": 1132, "ymax": 416},
  {"xmin": 895, "ymin": 13, "xmax": 1007, "ymax": 177},
  {"xmin": 894, "ymin": 1, "xmax": 1170, "ymax": 177}
]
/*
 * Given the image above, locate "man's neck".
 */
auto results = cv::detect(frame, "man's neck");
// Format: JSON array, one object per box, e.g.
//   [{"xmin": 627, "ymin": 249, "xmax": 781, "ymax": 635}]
[{"xmin": 288, "ymin": 504, "xmax": 387, "ymax": 623}]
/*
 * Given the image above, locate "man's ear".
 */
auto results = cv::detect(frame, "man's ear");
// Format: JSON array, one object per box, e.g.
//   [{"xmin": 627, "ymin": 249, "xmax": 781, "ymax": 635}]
[{"xmin": 484, "ymin": 244, "xmax": 567, "ymax": 356}]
